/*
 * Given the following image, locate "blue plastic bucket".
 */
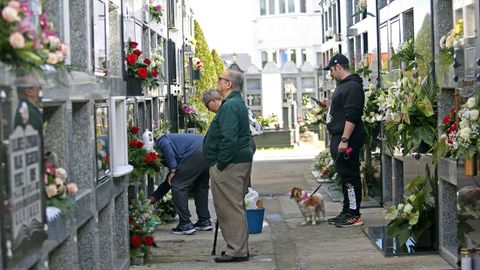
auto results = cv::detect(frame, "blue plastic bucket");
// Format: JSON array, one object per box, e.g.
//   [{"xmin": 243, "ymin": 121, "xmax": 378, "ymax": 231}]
[{"xmin": 246, "ymin": 208, "xmax": 265, "ymax": 234}]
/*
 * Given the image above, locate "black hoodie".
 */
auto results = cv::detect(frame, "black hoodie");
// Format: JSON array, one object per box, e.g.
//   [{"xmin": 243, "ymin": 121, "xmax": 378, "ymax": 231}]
[{"xmin": 326, "ymin": 74, "xmax": 366, "ymax": 136}]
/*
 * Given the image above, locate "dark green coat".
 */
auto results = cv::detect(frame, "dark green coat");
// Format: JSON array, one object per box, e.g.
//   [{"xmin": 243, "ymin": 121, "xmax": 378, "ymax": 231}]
[{"xmin": 203, "ymin": 91, "xmax": 253, "ymax": 171}]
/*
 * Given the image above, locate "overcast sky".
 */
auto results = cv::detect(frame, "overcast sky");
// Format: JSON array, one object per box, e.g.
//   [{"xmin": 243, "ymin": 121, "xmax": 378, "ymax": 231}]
[{"xmin": 190, "ymin": 0, "xmax": 254, "ymax": 55}]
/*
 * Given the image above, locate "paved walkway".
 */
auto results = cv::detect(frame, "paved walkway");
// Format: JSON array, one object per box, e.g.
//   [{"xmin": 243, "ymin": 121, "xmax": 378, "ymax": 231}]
[{"xmin": 131, "ymin": 145, "xmax": 454, "ymax": 270}]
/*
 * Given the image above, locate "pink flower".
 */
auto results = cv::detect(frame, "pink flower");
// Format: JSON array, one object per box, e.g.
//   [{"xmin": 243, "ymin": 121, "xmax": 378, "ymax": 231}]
[
  {"xmin": 2, "ymin": 6, "xmax": 20, "ymax": 23},
  {"xmin": 345, "ymin": 147, "xmax": 353, "ymax": 155},
  {"xmin": 55, "ymin": 168, "xmax": 67, "ymax": 180},
  {"xmin": 55, "ymin": 50, "xmax": 65, "ymax": 62},
  {"xmin": 60, "ymin": 44, "xmax": 69, "ymax": 55},
  {"xmin": 66, "ymin": 183, "xmax": 78, "ymax": 195},
  {"xmin": 8, "ymin": 32, "xmax": 25, "ymax": 48},
  {"xmin": 20, "ymin": 2, "xmax": 32, "ymax": 17},
  {"xmin": 155, "ymin": 5, "xmax": 162, "ymax": 11},
  {"xmin": 48, "ymin": 36, "xmax": 61, "ymax": 49},
  {"xmin": 8, "ymin": 1, "xmax": 21, "ymax": 10}
]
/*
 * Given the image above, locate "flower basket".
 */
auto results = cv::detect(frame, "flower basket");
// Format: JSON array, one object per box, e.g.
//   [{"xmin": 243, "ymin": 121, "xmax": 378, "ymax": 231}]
[
  {"xmin": 127, "ymin": 77, "xmax": 143, "ymax": 96},
  {"xmin": 192, "ymin": 69, "xmax": 200, "ymax": 80},
  {"xmin": 464, "ymin": 157, "xmax": 477, "ymax": 176}
]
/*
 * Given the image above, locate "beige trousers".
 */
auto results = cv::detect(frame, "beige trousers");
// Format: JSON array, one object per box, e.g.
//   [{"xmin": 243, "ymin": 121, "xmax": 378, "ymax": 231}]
[{"xmin": 210, "ymin": 162, "xmax": 251, "ymax": 257}]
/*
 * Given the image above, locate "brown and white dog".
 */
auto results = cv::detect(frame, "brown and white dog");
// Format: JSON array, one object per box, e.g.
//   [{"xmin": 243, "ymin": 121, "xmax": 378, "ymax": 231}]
[{"xmin": 289, "ymin": 187, "xmax": 326, "ymax": 225}]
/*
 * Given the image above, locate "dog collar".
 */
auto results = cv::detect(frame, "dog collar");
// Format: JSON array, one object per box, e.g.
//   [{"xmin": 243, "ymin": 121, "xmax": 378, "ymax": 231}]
[{"xmin": 301, "ymin": 193, "xmax": 310, "ymax": 201}]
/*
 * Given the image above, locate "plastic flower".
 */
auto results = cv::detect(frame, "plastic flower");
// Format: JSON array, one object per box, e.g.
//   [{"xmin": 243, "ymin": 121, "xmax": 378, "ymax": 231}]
[
  {"xmin": 131, "ymin": 235, "xmax": 142, "ymax": 247},
  {"xmin": 66, "ymin": 183, "xmax": 78, "ymax": 195},
  {"xmin": 467, "ymin": 97, "xmax": 476, "ymax": 109},
  {"xmin": 8, "ymin": 32, "xmax": 25, "ymax": 48}
]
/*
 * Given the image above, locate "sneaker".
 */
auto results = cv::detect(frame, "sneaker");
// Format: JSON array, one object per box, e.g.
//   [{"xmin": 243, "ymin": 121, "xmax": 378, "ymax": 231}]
[
  {"xmin": 171, "ymin": 223, "xmax": 196, "ymax": 235},
  {"xmin": 193, "ymin": 219, "xmax": 213, "ymax": 231},
  {"xmin": 335, "ymin": 215, "xmax": 364, "ymax": 228},
  {"xmin": 327, "ymin": 212, "xmax": 348, "ymax": 225}
]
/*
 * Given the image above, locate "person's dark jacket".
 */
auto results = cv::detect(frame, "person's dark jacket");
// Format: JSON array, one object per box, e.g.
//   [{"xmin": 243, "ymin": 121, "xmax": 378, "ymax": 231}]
[
  {"xmin": 326, "ymin": 74, "xmax": 366, "ymax": 136},
  {"xmin": 203, "ymin": 91, "xmax": 253, "ymax": 171},
  {"xmin": 155, "ymin": 133, "xmax": 203, "ymax": 170}
]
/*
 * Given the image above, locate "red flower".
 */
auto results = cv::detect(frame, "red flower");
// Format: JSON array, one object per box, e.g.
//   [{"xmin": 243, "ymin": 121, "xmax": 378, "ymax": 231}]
[
  {"xmin": 131, "ymin": 126, "xmax": 140, "ymax": 134},
  {"xmin": 127, "ymin": 54, "xmax": 137, "ymax": 65},
  {"xmin": 450, "ymin": 107, "xmax": 456, "ymax": 113},
  {"xmin": 443, "ymin": 114, "xmax": 451, "ymax": 125},
  {"xmin": 133, "ymin": 49, "xmax": 142, "ymax": 56},
  {"xmin": 131, "ymin": 235, "xmax": 142, "ymax": 247},
  {"xmin": 144, "ymin": 152, "xmax": 158, "ymax": 163},
  {"xmin": 129, "ymin": 41, "xmax": 138, "ymax": 48},
  {"xmin": 448, "ymin": 121, "xmax": 458, "ymax": 132},
  {"xmin": 129, "ymin": 140, "xmax": 137, "ymax": 148},
  {"xmin": 103, "ymin": 154, "xmax": 109, "ymax": 164},
  {"xmin": 321, "ymin": 169, "xmax": 328, "ymax": 175},
  {"xmin": 137, "ymin": 67, "xmax": 148, "ymax": 79},
  {"xmin": 151, "ymin": 69, "xmax": 159, "ymax": 77},
  {"xmin": 137, "ymin": 141, "xmax": 144, "ymax": 148},
  {"xmin": 144, "ymin": 235, "xmax": 154, "ymax": 246},
  {"xmin": 144, "ymin": 58, "xmax": 151, "ymax": 65}
]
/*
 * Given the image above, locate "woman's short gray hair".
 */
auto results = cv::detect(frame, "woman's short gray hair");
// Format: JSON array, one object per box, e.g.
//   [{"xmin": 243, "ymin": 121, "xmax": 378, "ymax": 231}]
[
  {"xmin": 202, "ymin": 89, "xmax": 223, "ymax": 108},
  {"xmin": 226, "ymin": 70, "xmax": 244, "ymax": 92}
]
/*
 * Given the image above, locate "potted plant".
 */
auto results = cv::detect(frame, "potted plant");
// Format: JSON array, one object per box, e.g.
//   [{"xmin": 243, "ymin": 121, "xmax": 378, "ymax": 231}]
[
  {"xmin": 0, "ymin": 1, "xmax": 70, "ymax": 73},
  {"xmin": 147, "ymin": 0, "xmax": 163, "ymax": 24},
  {"xmin": 128, "ymin": 126, "xmax": 163, "ymax": 182},
  {"xmin": 192, "ymin": 57, "xmax": 203, "ymax": 80},
  {"xmin": 129, "ymin": 191, "xmax": 160, "ymax": 264},
  {"xmin": 125, "ymin": 41, "xmax": 160, "ymax": 96},
  {"xmin": 384, "ymin": 165, "xmax": 436, "ymax": 248},
  {"xmin": 452, "ymin": 96, "xmax": 480, "ymax": 176}
]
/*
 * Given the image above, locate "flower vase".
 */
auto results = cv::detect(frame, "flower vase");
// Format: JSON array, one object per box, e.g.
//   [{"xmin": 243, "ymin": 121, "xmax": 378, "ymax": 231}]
[
  {"xmin": 127, "ymin": 78, "xmax": 144, "ymax": 96},
  {"xmin": 193, "ymin": 69, "xmax": 201, "ymax": 80},
  {"xmin": 464, "ymin": 158, "xmax": 477, "ymax": 176},
  {"xmin": 130, "ymin": 254, "xmax": 145, "ymax": 265}
]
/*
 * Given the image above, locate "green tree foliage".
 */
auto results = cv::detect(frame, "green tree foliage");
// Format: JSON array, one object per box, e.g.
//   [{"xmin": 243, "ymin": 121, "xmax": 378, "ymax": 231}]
[
  {"xmin": 193, "ymin": 20, "xmax": 216, "ymax": 115},
  {"xmin": 211, "ymin": 49, "xmax": 225, "ymax": 77},
  {"xmin": 415, "ymin": 14, "xmax": 433, "ymax": 78}
]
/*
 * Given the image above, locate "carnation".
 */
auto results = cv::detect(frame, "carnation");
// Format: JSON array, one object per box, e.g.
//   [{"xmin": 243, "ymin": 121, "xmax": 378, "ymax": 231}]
[
  {"xmin": 467, "ymin": 97, "xmax": 476, "ymax": 109},
  {"xmin": 470, "ymin": 110, "xmax": 479, "ymax": 121},
  {"xmin": 460, "ymin": 127, "xmax": 471, "ymax": 140}
]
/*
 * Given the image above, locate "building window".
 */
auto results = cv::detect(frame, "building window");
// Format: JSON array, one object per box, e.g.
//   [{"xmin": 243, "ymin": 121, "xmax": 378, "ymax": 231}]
[
  {"xmin": 316, "ymin": 52, "xmax": 321, "ymax": 67},
  {"xmin": 93, "ymin": 0, "xmax": 107, "ymax": 76},
  {"xmin": 280, "ymin": 49, "xmax": 288, "ymax": 65},
  {"xmin": 260, "ymin": 0, "xmax": 266, "ymax": 15},
  {"xmin": 279, "ymin": 0, "xmax": 286, "ymax": 14},
  {"xmin": 269, "ymin": 0, "xmax": 275, "ymax": 14},
  {"xmin": 94, "ymin": 102, "xmax": 110, "ymax": 182},
  {"xmin": 288, "ymin": 0, "xmax": 294, "ymax": 12},
  {"xmin": 302, "ymin": 49, "xmax": 307, "ymax": 64},
  {"xmin": 300, "ymin": 0, "xmax": 306, "ymax": 13},
  {"xmin": 261, "ymin": 51, "xmax": 268, "ymax": 67},
  {"xmin": 291, "ymin": 49, "xmax": 296, "ymax": 64},
  {"xmin": 272, "ymin": 51, "xmax": 278, "ymax": 64}
]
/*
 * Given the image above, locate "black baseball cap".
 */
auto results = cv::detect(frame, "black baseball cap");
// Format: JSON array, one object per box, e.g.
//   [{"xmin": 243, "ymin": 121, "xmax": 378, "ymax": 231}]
[{"xmin": 322, "ymin": 54, "xmax": 349, "ymax": 70}]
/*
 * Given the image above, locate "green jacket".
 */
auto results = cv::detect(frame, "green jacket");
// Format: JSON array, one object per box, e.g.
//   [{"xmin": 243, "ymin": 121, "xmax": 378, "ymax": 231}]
[{"xmin": 203, "ymin": 91, "xmax": 253, "ymax": 171}]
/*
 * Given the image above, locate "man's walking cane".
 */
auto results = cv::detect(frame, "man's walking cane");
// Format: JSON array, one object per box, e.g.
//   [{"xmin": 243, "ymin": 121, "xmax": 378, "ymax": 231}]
[{"xmin": 211, "ymin": 219, "xmax": 219, "ymax": 255}]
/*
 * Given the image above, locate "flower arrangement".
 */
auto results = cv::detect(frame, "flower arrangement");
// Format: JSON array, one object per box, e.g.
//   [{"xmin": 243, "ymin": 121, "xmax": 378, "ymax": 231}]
[
  {"xmin": 452, "ymin": 96, "xmax": 480, "ymax": 159},
  {"xmin": 153, "ymin": 190, "xmax": 176, "ymax": 222},
  {"xmin": 128, "ymin": 126, "xmax": 163, "ymax": 182},
  {"xmin": 363, "ymin": 84, "xmax": 382, "ymax": 126},
  {"xmin": 0, "ymin": 1, "xmax": 69, "ymax": 72},
  {"xmin": 150, "ymin": 47, "xmax": 164, "ymax": 70},
  {"xmin": 311, "ymin": 150, "xmax": 340, "ymax": 187},
  {"xmin": 353, "ymin": 0, "xmax": 367, "ymax": 16},
  {"xmin": 378, "ymin": 72, "xmax": 438, "ymax": 155},
  {"xmin": 192, "ymin": 57, "xmax": 203, "ymax": 70},
  {"xmin": 129, "ymin": 191, "xmax": 160, "ymax": 261},
  {"xmin": 439, "ymin": 18, "xmax": 463, "ymax": 50},
  {"xmin": 384, "ymin": 166, "xmax": 435, "ymax": 248},
  {"xmin": 125, "ymin": 40, "xmax": 159, "ymax": 88},
  {"xmin": 44, "ymin": 156, "xmax": 78, "ymax": 221},
  {"xmin": 147, "ymin": 0, "xmax": 163, "ymax": 24},
  {"xmin": 325, "ymin": 28, "xmax": 334, "ymax": 40},
  {"xmin": 304, "ymin": 105, "xmax": 328, "ymax": 127}
]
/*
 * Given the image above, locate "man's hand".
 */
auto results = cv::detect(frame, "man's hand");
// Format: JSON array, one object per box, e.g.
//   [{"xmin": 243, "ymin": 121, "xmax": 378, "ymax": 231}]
[
  {"xmin": 320, "ymin": 99, "xmax": 330, "ymax": 108},
  {"xmin": 338, "ymin": 141, "xmax": 348, "ymax": 153},
  {"xmin": 167, "ymin": 171, "xmax": 175, "ymax": 185}
]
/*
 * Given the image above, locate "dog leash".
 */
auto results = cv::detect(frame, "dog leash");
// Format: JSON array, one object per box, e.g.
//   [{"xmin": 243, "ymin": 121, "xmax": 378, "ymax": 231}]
[{"xmin": 311, "ymin": 147, "xmax": 354, "ymax": 197}]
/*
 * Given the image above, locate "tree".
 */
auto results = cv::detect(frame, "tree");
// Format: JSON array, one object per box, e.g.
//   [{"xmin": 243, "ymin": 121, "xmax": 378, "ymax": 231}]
[
  {"xmin": 193, "ymin": 20, "xmax": 216, "ymax": 115},
  {"xmin": 211, "ymin": 49, "xmax": 225, "ymax": 78}
]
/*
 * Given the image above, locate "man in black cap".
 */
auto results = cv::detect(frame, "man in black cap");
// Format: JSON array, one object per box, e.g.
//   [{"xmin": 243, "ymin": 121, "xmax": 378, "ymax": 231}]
[{"xmin": 318, "ymin": 54, "xmax": 366, "ymax": 227}]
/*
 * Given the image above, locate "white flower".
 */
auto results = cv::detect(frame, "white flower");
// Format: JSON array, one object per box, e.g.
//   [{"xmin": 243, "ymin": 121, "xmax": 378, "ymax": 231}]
[
  {"xmin": 469, "ymin": 110, "xmax": 479, "ymax": 121},
  {"xmin": 56, "ymin": 168, "xmax": 67, "ymax": 180},
  {"xmin": 46, "ymin": 185, "xmax": 58, "ymax": 198},
  {"xmin": 439, "ymin": 134, "xmax": 448, "ymax": 141},
  {"xmin": 47, "ymin": 52, "xmax": 59, "ymax": 64},
  {"xmin": 404, "ymin": 203, "xmax": 413, "ymax": 214},
  {"xmin": 467, "ymin": 97, "xmax": 476, "ymax": 109},
  {"xmin": 460, "ymin": 119, "xmax": 469, "ymax": 129},
  {"xmin": 408, "ymin": 194, "xmax": 416, "ymax": 202},
  {"xmin": 55, "ymin": 177, "xmax": 64, "ymax": 186},
  {"xmin": 445, "ymin": 35, "xmax": 456, "ymax": 48},
  {"xmin": 397, "ymin": 203, "xmax": 404, "ymax": 210},
  {"xmin": 460, "ymin": 127, "xmax": 471, "ymax": 140}
]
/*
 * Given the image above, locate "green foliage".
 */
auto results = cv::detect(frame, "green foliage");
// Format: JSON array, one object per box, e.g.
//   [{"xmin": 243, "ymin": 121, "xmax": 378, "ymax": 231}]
[
  {"xmin": 257, "ymin": 114, "xmax": 278, "ymax": 128},
  {"xmin": 415, "ymin": 14, "xmax": 433, "ymax": 78},
  {"xmin": 385, "ymin": 165, "xmax": 435, "ymax": 248},
  {"xmin": 390, "ymin": 37, "xmax": 421, "ymax": 72},
  {"xmin": 211, "ymin": 49, "xmax": 225, "ymax": 78},
  {"xmin": 193, "ymin": 20, "xmax": 217, "ymax": 116}
]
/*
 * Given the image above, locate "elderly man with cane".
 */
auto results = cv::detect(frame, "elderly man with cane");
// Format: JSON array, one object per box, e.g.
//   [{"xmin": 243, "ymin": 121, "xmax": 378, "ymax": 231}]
[{"xmin": 203, "ymin": 70, "xmax": 253, "ymax": 263}]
